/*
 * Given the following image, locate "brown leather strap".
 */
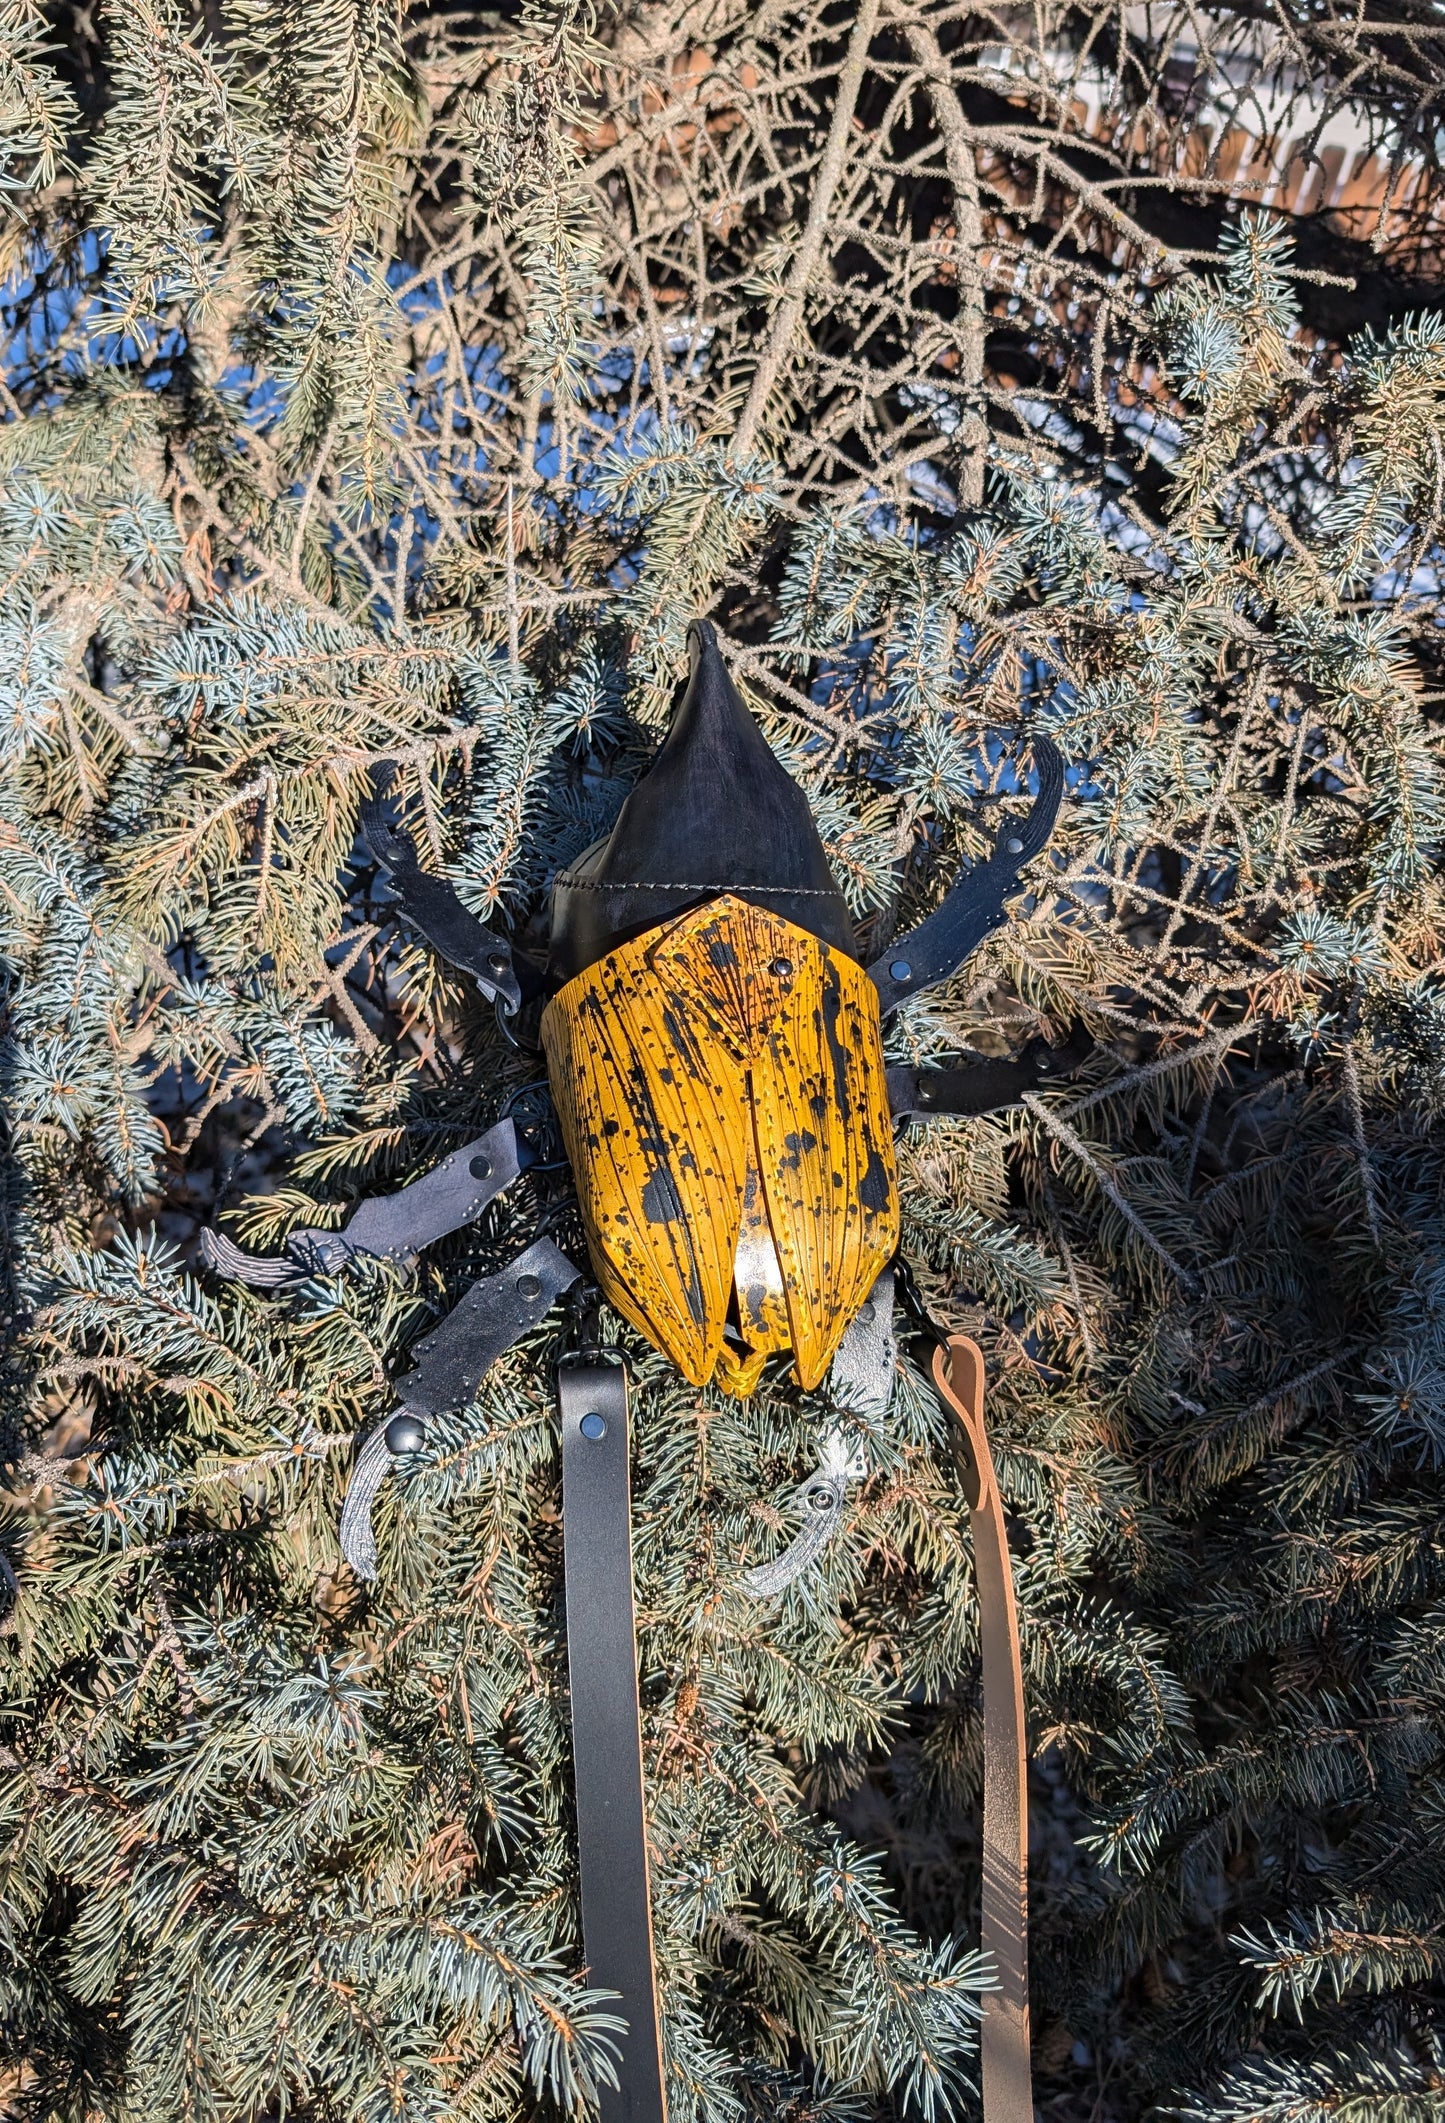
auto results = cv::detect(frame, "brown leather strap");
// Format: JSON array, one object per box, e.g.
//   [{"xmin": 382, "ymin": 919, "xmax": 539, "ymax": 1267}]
[
  {"xmin": 932, "ymin": 1337, "xmax": 1032, "ymax": 2123},
  {"xmin": 559, "ymin": 1363, "xmax": 668, "ymax": 2123}
]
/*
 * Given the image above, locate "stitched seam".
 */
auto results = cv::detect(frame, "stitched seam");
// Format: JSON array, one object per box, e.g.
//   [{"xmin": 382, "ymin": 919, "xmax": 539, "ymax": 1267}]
[{"xmin": 555, "ymin": 877, "xmax": 838, "ymax": 894}]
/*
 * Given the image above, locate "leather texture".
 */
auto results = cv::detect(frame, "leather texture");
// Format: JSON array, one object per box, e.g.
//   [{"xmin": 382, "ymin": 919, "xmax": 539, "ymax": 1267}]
[
  {"xmin": 559, "ymin": 1364, "xmax": 668, "ymax": 2123},
  {"xmin": 338, "ymin": 1237, "xmax": 581, "ymax": 1579},
  {"xmin": 548, "ymin": 618, "xmax": 855, "ymax": 984},
  {"xmin": 360, "ymin": 776, "xmax": 529, "ymax": 1010},
  {"xmin": 300, "ymin": 1119, "xmax": 523, "ymax": 1271},
  {"xmin": 542, "ymin": 897, "xmax": 898, "ymax": 1394},
  {"xmin": 200, "ymin": 1120, "xmax": 524, "ymax": 1286},
  {"xmin": 868, "ymin": 738, "xmax": 1065, "ymax": 1016},
  {"xmin": 395, "ymin": 1238, "xmax": 579, "ymax": 1414},
  {"xmin": 931, "ymin": 1336, "xmax": 1032, "ymax": 2123},
  {"xmin": 887, "ymin": 1025, "xmax": 1094, "ymax": 1118},
  {"xmin": 199, "ymin": 1225, "xmax": 310, "ymax": 1288}
]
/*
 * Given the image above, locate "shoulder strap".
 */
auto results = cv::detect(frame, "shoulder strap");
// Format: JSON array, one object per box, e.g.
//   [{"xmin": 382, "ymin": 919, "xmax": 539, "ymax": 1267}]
[
  {"xmin": 931, "ymin": 1337, "xmax": 1032, "ymax": 2123},
  {"xmin": 559, "ymin": 1363, "xmax": 668, "ymax": 2123}
]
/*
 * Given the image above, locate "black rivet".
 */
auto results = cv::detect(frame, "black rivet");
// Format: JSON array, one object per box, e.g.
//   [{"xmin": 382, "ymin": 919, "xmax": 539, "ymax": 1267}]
[
  {"xmin": 385, "ymin": 1413, "xmax": 426, "ymax": 1454},
  {"xmin": 769, "ymin": 956, "xmax": 793, "ymax": 978},
  {"xmin": 469, "ymin": 1154, "xmax": 491, "ymax": 1179},
  {"xmin": 919, "ymin": 1082, "xmax": 936, "ymax": 1104},
  {"xmin": 1006, "ymin": 835, "xmax": 1025, "ymax": 854},
  {"xmin": 516, "ymin": 1273, "xmax": 542, "ymax": 1298},
  {"xmin": 486, "ymin": 950, "xmax": 509, "ymax": 973},
  {"xmin": 889, "ymin": 959, "xmax": 913, "ymax": 983},
  {"xmin": 580, "ymin": 1412, "xmax": 607, "ymax": 1440}
]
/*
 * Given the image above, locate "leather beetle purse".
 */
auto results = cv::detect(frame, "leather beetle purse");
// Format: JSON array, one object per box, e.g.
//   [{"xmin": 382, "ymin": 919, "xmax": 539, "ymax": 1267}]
[{"xmin": 204, "ymin": 620, "xmax": 1074, "ymax": 2123}]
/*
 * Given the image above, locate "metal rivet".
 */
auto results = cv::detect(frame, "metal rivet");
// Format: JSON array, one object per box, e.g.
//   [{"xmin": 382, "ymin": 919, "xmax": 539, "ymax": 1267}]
[
  {"xmin": 516, "ymin": 1273, "xmax": 542, "ymax": 1298},
  {"xmin": 469, "ymin": 1154, "xmax": 491, "ymax": 1179},
  {"xmin": 889, "ymin": 959, "xmax": 913, "ymax": 983},
  {"xmin": 580, "ymin": 1412, "xmax": 607, "ymax": 1441},
  {"xmin": 805, "ymin": 1482, "xmax": 835, "ymax": 1514},
  {"xmin": 486, "ymin": 951, "xmax": 509, "ymax": 973},
  {"xmin": 1006, "ymin": 835, "xmax": 1025, "ymax": 854},
  {"xmin": 769, "ymin": 956, "xmax": 793, "ymax": 978},
  {"xmin": 919, "ymin": 1082, "xmax": 936, "ymax": 1104},
  {"xmin": 385, "ymin": 1414, "xmax": 426, "ymax": 1454}
]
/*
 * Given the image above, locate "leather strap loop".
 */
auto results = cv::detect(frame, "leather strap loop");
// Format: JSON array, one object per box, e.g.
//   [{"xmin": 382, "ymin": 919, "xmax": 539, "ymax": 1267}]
[
  {"xmin": 931, "ymin": 1337, "xmax": 1032, "ymax": 2123},
  {"xmin": 559, "ymin": 1364, "xmax": 667, "ymax": 2123}
]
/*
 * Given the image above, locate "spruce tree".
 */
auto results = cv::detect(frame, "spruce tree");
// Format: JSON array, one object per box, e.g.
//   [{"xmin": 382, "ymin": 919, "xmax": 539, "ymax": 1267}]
[{"xmin": 2, "ymin": 6, "xmax": 1444, "ymax": 2122}]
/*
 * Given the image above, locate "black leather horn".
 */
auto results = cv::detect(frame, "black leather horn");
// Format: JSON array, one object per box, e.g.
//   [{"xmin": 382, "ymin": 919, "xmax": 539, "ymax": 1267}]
[{"xmin": 548, "ymin": 619, "xmax": 856, "ymax": 983}]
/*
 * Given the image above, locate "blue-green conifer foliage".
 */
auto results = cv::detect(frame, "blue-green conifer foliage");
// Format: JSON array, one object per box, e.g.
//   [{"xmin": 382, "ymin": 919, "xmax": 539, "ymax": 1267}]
[{"xmin": 1, "ymin": 5, "xmax": 1444, "ymax": 2121}]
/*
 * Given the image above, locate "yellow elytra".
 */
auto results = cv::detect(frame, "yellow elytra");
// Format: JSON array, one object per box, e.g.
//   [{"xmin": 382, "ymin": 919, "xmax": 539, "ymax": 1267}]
[{"xmin": 542, "ymin": 894, "xmax": 899, "ymax": 1396}]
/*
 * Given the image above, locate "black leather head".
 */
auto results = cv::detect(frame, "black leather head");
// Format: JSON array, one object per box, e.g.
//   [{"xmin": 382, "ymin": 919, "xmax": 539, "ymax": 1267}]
[{"xmin": 548, "ymin": 619, "xmax": 857, "ymax": 982}]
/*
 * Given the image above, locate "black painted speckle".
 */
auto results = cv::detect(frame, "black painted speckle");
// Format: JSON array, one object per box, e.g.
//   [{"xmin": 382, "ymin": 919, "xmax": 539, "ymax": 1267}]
[
  {"xmin": 859, "ymin": 1145, "xmax": 894, "ymax": 1214},
  {"xmin": 642, "ymin": 1163, "xmax": 685, "ymax": 1225}
]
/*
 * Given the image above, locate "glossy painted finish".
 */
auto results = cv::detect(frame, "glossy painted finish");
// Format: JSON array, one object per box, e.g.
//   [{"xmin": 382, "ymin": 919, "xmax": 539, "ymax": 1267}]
[{"xmin": 542, "ymin": 894, "xmax": 899, "ymax": 1394}]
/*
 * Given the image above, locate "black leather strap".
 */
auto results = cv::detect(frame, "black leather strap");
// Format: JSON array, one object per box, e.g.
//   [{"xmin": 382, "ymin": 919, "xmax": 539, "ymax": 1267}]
[
  {"xmin": 888, "ymin": 1026, "xmax": 1092, "ymax": 1118},
  {"xmin": 200, "ymin": 1119, "xmax": 524, "ymax": 1286},
  {"xmin": 869, "ymin": 737, "xmax": 1065, "ymax": 1016},
  {"xmin": 559, "ymin": 1363, "xmax": 667, "ymax": 2123},
  {"xmin": 360, "ymin": 776, "xmax": 529, "ymax": 1011}
]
